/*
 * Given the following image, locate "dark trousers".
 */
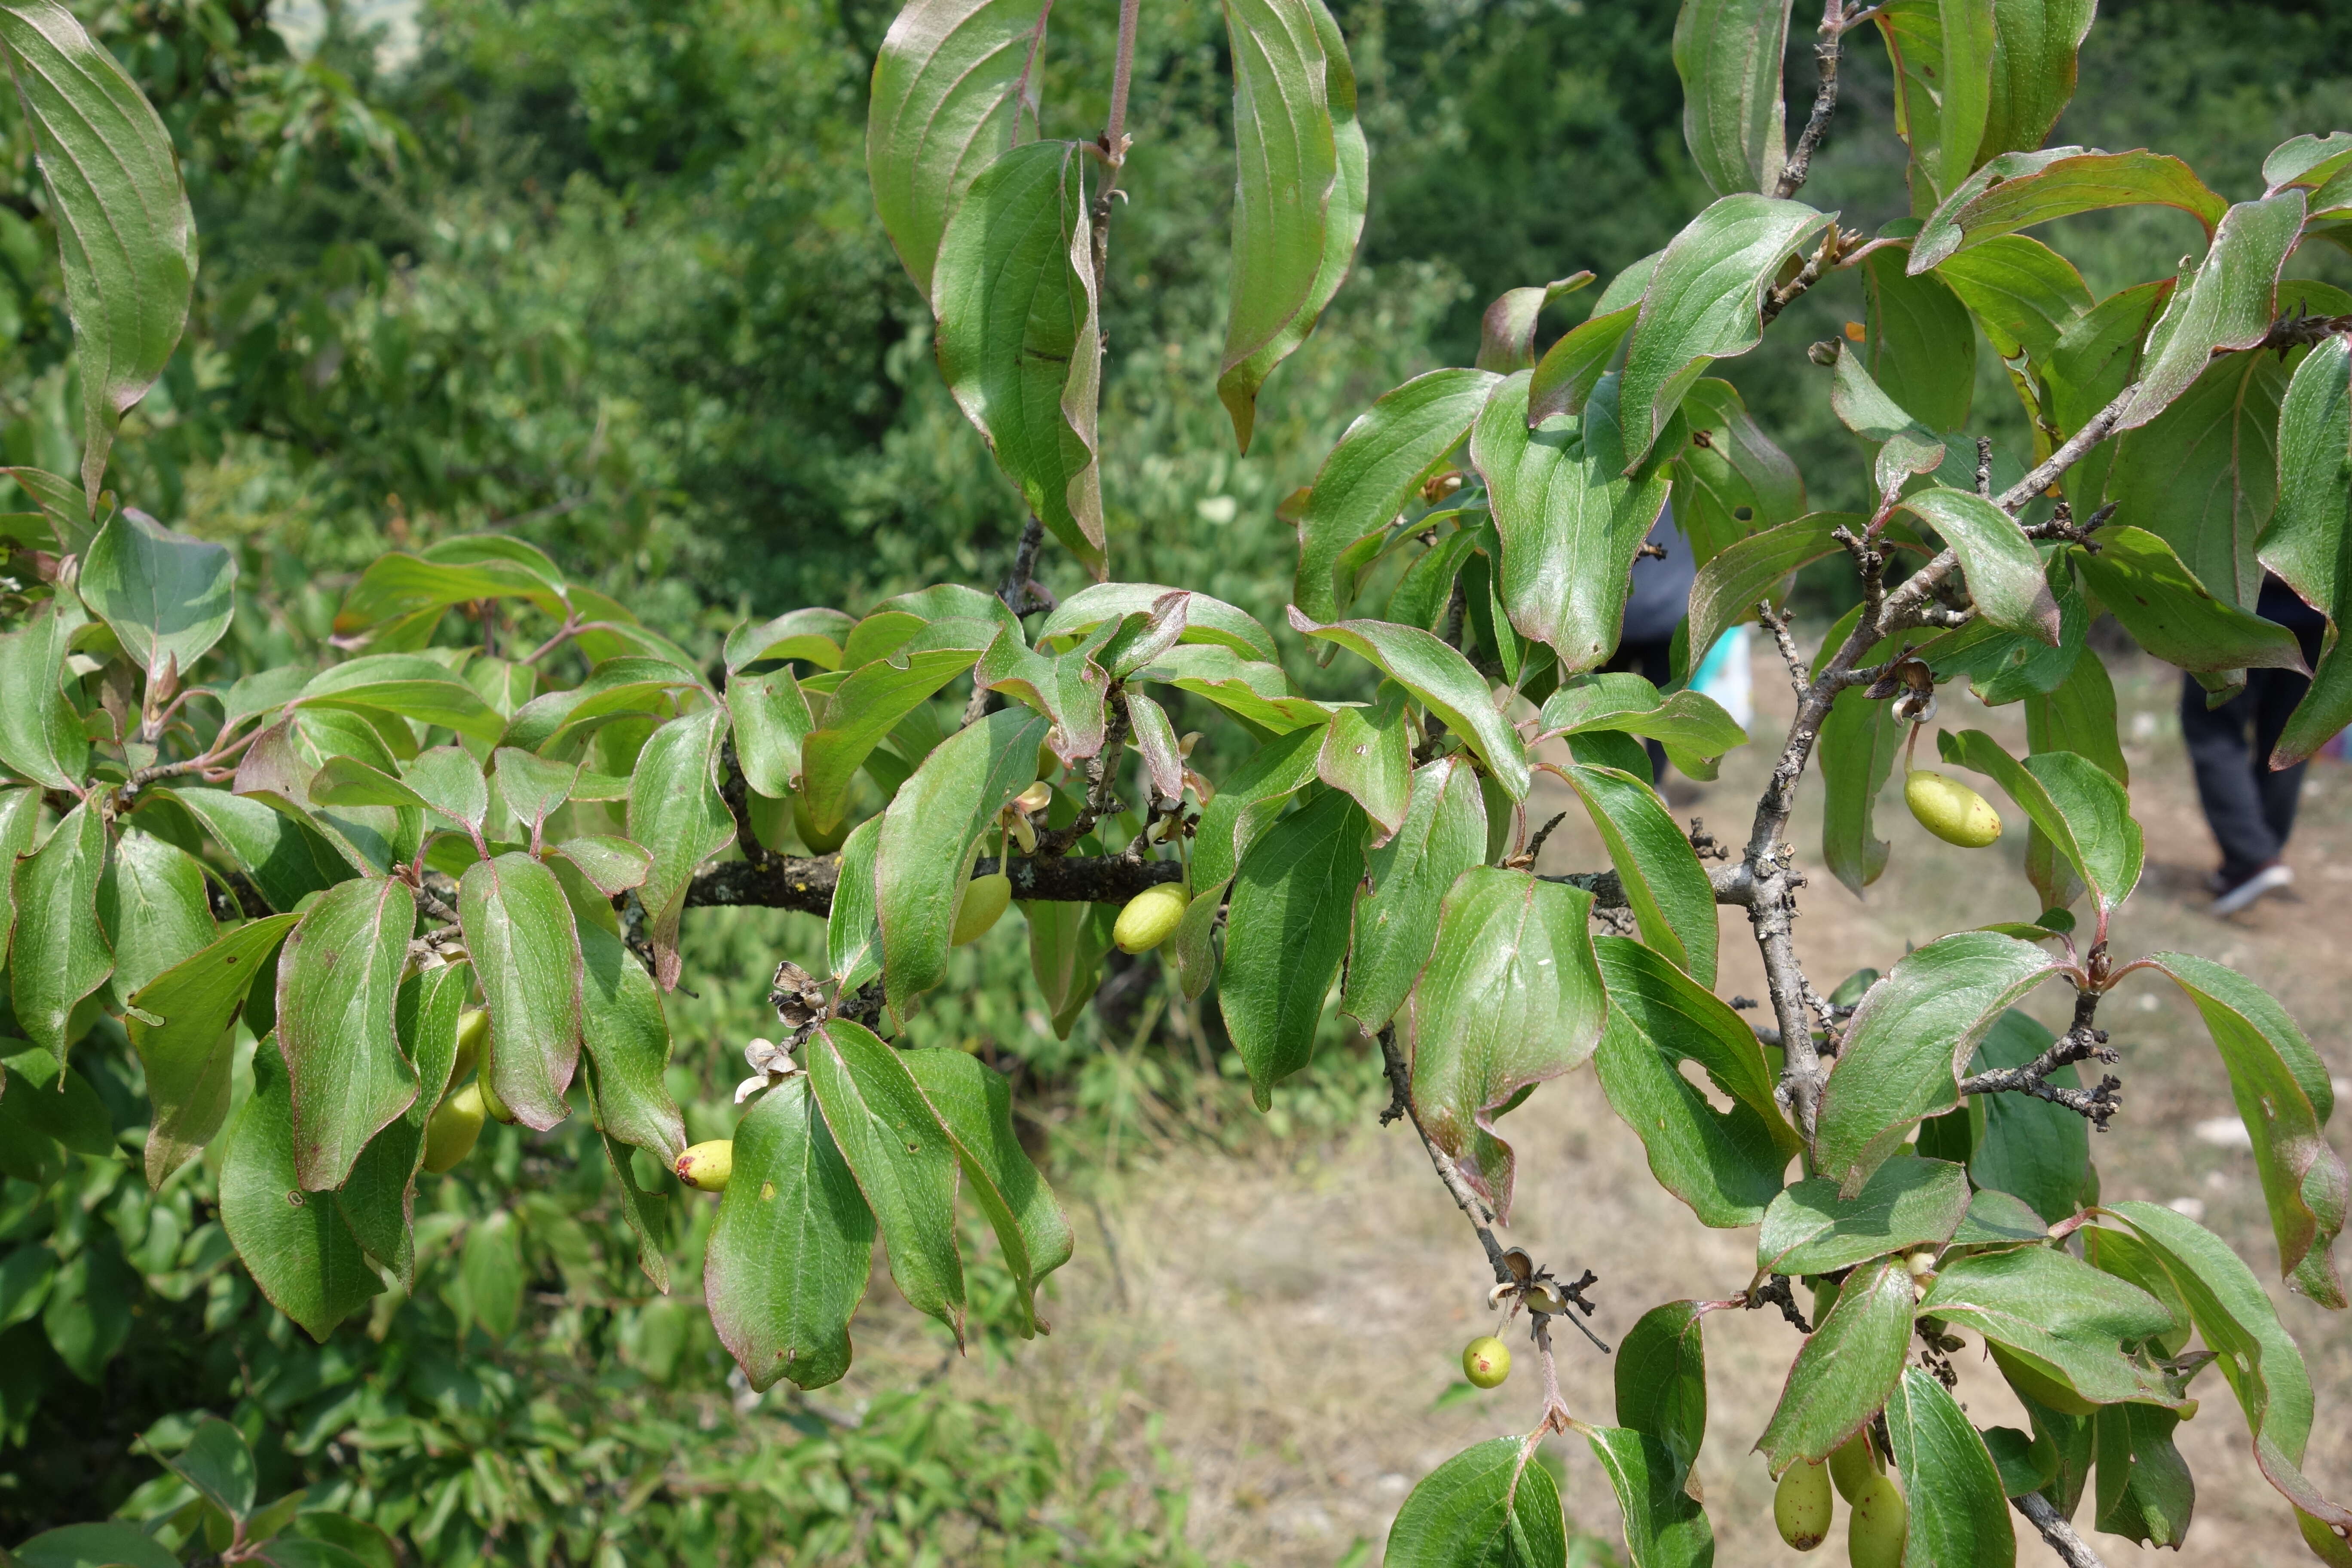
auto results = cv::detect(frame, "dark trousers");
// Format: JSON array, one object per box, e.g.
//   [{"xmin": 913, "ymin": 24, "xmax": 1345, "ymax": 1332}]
[{"xmin": 2180, "ymin": 579, "xmax": 2328, "ymax": 881}]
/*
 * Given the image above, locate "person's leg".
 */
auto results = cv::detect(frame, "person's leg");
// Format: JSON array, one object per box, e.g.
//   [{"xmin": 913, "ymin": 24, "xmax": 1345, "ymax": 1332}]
[
  {"xmin": 2250, "ymin": 665, "xmax": 2315, "ymax": 850},
  {"xmin": 2179, "ymin": 672, "xmax": 2281, "ymax": 881}
]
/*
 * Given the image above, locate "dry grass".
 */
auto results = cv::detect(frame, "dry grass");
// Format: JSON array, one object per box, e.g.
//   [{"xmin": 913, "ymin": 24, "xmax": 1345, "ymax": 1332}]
[{"xmin": 836, "ymin": 643, "xmax": 2352, "ymax": 1567}]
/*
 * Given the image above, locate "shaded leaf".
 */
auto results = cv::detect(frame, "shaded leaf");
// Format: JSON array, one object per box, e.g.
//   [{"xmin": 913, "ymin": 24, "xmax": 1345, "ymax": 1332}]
[
  {"xmin": 2260, "ymin": 335, "xmax": 2352, "ymax": 766},
  {"xmin": 1755, "ymin": 1254, "xmax": 1915, "ymax": 1472},
  {"xmin": 1221, "ymin": 789, "xmax": 1365, "ymax": 1108},
  {"xmin": 10, "ymin": 797, "xmax": 112, "ymax": 1063},
  {"xmin": 460, "ymin": 851, "xmax": 584, "ymax": 1132},
  {"xmin": 1385, "ymin": 1436, "xmax": 1567, "ymax": 1568},
  {"xmin": 1922, "ymin": 1244, "xmax": 2186, "ymax": 1408},
  {"xmin": 1672, "ymin": 0, "xmax": 1792, "ymax": 197},
  {"xmin": 219, "ymin": 1042, "xmax": 383, "ymax": 1341},
  {"xmin": 77, "ymin": 509, "xmax": 235, "ymax": 683},
  {"xmin": 579, "ymin": 921, "xmax": 685, "ymax": 1162},
  {"xmin": 1883, "ymin": 1366, "xmax": 2019, "ymax": 1567},
  {"xmin": 627, "ymin": 706, "xmax": 735, "ymax": 989},
  {"xmin": 2074, "ymin": 525, "xmax": 2308, "ymax": 671},
  {"xmin": 903, "ymin": 1046, "xmax": 1073, "ymax": 1336},
  {"xmin": 1342, "ymin": 756, "xmax": 1486, "ymax": 1032},
  {"xmin": 1584, "ymin": 1425, "xmax": 1715, "ymax": 1568},
  {"xmin": 1757, "ymin": 1157, "xmax": 1973, "ymax": 1277},
  {"xmin": 2117, "ymin": 190, "xmax": 2306, "ymax": 432},
  {"xmin": 128, "ymin": 914, "xmax": 298, "ymax": 1187},
  {"xmin": 336, "ymin": 962, "xmax": 468, "ymax": 1288},
  {"xmin": 1287, "ymin": 608, "xmax": 1530, "ymax": 797},
  {"xmin": 1614, "ymin": 1300, "xmax": 1708, "ymax": 1483},
  {"xmin": 1556, "ymin": 763, "xmax": 1717, "ymax": 986}
]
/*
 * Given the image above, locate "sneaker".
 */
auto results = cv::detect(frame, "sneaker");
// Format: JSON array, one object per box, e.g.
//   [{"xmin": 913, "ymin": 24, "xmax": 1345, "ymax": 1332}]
[{"xmin": 2211, "ymin": 860, "xmax": 2293, "ymax": 916}]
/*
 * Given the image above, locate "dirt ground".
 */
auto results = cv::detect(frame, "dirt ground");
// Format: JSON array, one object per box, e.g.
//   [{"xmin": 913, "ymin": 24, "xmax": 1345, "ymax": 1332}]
[{"xmin": 839, "ymin": 642, "xmax": 2352, "ymax": 1567}]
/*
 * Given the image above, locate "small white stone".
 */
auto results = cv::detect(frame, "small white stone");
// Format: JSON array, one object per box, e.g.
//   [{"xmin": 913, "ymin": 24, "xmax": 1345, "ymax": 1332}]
[
  {"xmin": 2193, "ymin": 1116, "xmax": 2253, "ymax": 1149},
  {"xmin": 2165, "ymin": 1196, "xmax": 2207, "ymax": 1221}
]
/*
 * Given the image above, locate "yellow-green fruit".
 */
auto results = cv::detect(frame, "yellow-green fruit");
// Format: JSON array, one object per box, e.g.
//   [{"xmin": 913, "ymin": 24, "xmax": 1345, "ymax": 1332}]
[
  {"xmin": 1848, "ymin": 1475, "xmax": 1908, "ymax": 1568},
  {"xmin": 675, "ymin": 1139, "xmax": 735, "ymax": 1192},
  {"xmin": 952, "ymin": 873, "xmax": 1013, "ymax": 946},
  {"xmin": 451, "ymin": 1008, "xmax": 489, "ymax": 1083},
  {"xmin": 422, "ymin": 1083, "xmax": 487, "ymax": 1173},
  {"xmin": 793, "ymin": 796, "xmax": 851, "ymax": 855},
  {"xmin": 1462, "ymin": 1335, "xmax": 1511, "ymax": 1389},
  {"xmin": 1775, "ymin": 1459, "xmax": 1835, "ymax": 1551},
  {"xmin": 1113, "ymin": 884, "xmax": 1188, "ymax": 954},
  {"xmin": 477, "ymin": 1067, "xmax": 519, "ymax": 1126},
  {"xmin": 1905, "ymin": 770, "xmax": 2003, "ymax": 848},
  {"xmin": 1829, "ymin": 1433, "xmax": 1880, "ymax": 1504}
]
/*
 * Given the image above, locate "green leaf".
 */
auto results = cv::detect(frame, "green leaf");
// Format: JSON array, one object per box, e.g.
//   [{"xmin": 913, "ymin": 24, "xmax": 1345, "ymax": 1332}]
[
  {"xmin": 1287, "ymin": 609, "xmax": 1531, "ymax": 798},
  {"xmin": 723, "ymin": 606, "xmax": 854, "ymax": 673},
  {"xmin": 2093, "ymin": 1403, "xmax": 2193, "ymax": 1547},
  {"xmin": 219, "ymin": 1041, "xmax": 383, "ymax": 1341},
  {"xmin": 2117, "ymin": 190, "xmax": 2307, "ymax": 433},
  {"xmin": 1385, "ymin": 1436, "xmax": 1567, "ymax": 1568},
  {"xmin": 1025, "ymin": 895, "xmax": 1117, "ymax": 1033},
  {"xmin": 1684, "ymin": 512, "xmax": 1854, "ymax": 674},
  {"xmin": 2260, "ymin": 335, "xmax": 2352, "ymax": 766},
  {"xmin": 805, "ymin": 1019, "xmax": 964, "ymax": 1343},
  {"xmin": 40, "ymin": 1238, "xmax": 133, "ymax": 1380},
  {"xmin": 1293, "ymin": 368, "xmax": 1499, "ymax": 623},
  {"xmin": 1470, "ymin": 371, "xmax": 1674, "ymax": 669},
  {"xmin": 705, "ymin": 1080, "xmax": 875, "ymax": 1393},
  {"xmin": 0, "ymin": 0, "xmax": 195, "ymax": 505},
  {"xmin": 976, "ymin": 625, "xmax": 1113, "ymax": 766},
  {"xmin": 501, "ymin": 656, "xmax": 702, "ymax": 755},
  {"xmin": 0, "ymin": 785, "xmax": 35, "ymax": 956},
  {"xmin": 865, "ymin": 0, "xmax": 1047, "ymax": 300},
  {"xmin": 0, "ymin": 598, "xmax": 88, "ymax": 790},
  {"xmin": 1811, "ymin": 608, "xmax": 1904, "ymax": 897},
  {"xmin": 163, "ymin": 786, "xmax": 349, "ymax": 913},
  {"xmin": 2139, "ymin": 953, "xmax": 2346, "ymax": 1307},
  {"xmin": 1038, "ymin": 582, "xmax": 1280, "ymax": 664},
  {"xmin": 1556, "ymin": 763, "xmax": 1717, "ymax": 987},
  {"xmin": 10, "ymin": 797, "xmax": 111, "ymax": 1063},
  {"xmin": 275, "ymin": 875, "xmax": 417, "ymax": 1190},
  {"xmin": 1976, "ymin": 0, "xmax": 2094, "ymax": 164},
  {"xmin": 1218, "ymin": 0, "xmax": 1365, "ymax": 453},
  {"xmin": 331, "ymin": 552, "xmax": 564, "ymax": 637},
  {"xmin": 1966, "ymin": 1009, "xmax": 2089, "ymax": 1225},
  {"xmin": 932, "ymin": 139, "xmax": 1105, "ymax": 576},
  {"xmin": 1583, "ymin": 1424, "xmax": 1714, "ymax": 1568},
  {"xmin": 1883, "ymin": 1366, "xmax": 2019, "ymax": 1567},
  {"xmin": 2047, "ymin": 279, "xmax": 2173, "ymax": 513},
  {"xmin": 1593, "ymin": 936, "xmax": 1800, "ymax": 1228},
  {"xmin": 1, "ymin": 1048, "xmax": 111, "ymax": 1155},
  {"xmin": 1757, "ymin": 1157, "xmax": 1973, "ymax": 1277},
  {"xmin": 592, "ymin": 1121, "xmax": 670, "ymax": 1293},
  {"xmin": 1528, "ymin": 302, "xmax": 1638, "ymax": 426},
  {"xmin": 627, "ymin": 707, "xmax": 735, "ymax": 989},
  {"xmin": 579, "ymin": 921, "xmax": 685, "ymax": 1162},
  {"xmin": 1667, "ymin": 377, "xmax": 1807, "ymax": 568},
  {"xmin": 1935, "ymin": 233, "xmax": 2091, "ymax": 371},
  {"xmin": 1317, "ymin": 693, "xmax": 1411, "ymax": 836},
  {"xmin": 1614, "ymin": 1300, "xmax": 1708, "ymax": 1482},
  {"xmin": 1921, "ymin": 1244, "xmax": 2185, "ymax": 1408},
  {"xmin": 1221, "ymin": 789, "xmax": 1365, "ymax": 1109},
  {"xmin": 1894, "ymin": 488, "xmax": 2059, "ymax": 641},
  {"xmin": 457, "ymin": 1208, "xmax": 524, "ymax": 1340},
  {"xmin": 877, "ymin": 707, "xmax": 1047, "ymax": 1017},
  {"xmin": 487, "ymin": 747, "xmax": 572, "ymax": 844},
  {"xmin": 1131, "ymin": 643, "xmax": 1332, "ymax": 734},
  {"xmin": 727, "ymin": 664, "xmax": 815, "ymax": 801},
  {"xmin": 1192, "ymin": 724, "xmax": 1328, "ymax": 890},
  {"xmin": 1828, "ymin": 337, "xmax": 1948, "ymax": 496},
  {"xmin": 296, "ymin": 655, "xmax": 505, "ymax": 743},
  {"xmin": 2074, "ymin": 526, "xmax": 2309, "ymax": 672},
  {"xmin": 1755, "ymin": 1254, "xmax": 1915, "ymax": 1472},
  {"xmin": 1537, "ymin": 674, "xmax": 1747, "ymax": 772},
  {"xmin": 1813, "ymin": 931, "xmax": 2064, "ymax": 1196},
  {"xmin": 128, "ymin": 914, "xmax": 297, "ymax": 1188},
  {"xmin": 1475, "ymin": 275, "xmax": 1592, "ymax": 373},
  {"xmin": 844, "ymin": 584, "xmax": 1022, "ymax": 665},
  {"xmin": 1125, "ymin": 687, "xmax": 1185, "ymax": 803},
  {"xmin": 1910, "ymin": 146, "xmax": 2228, "ymax": 271},
  {"xmin": 800, "ymin": 646, "xmax": 992, "ymax": 836},
  {"xmin": 902, "ymin": 1046, "xmax": 1072, "ymax": 1337},
  {"xmin": 1956, "ymin": 1188, "xmax": 2055, "ymax": 1247},
  {"xmin": 1342, "ymin": 757, "xmax": 1487, "ymax": 1032},
  {"xmin": 826, "ymin": 817, "xmax": 885, "ymax": 992},
  {"xmin": 1863, "ymin": 241, "xmax": 1978, "ymax": 431},
  {"xmin": 1403, "ymin": 867, "xmax": 1605, "ymax": 1220},
  {"xmin": 337, "ymin": 962, "xmax": 469, "ymax": 1287},
  {"xmin": 1935, "ymin": 730, "xmax": 2142, "ymax": 914},
  {"xmin": 459, "ymin": 851, "xmax": 583, "ymax": 1133},
  {"xmin": 96, "ymin": 824, "xmax": 213, "ymax": 1008},
  {"xmin": 1619, "ymin": 194, "xmax": 1837, "ymax": 474},
  {"xmin": 1672, "ymin": 0, "xmax": 1791, "ymax": 196},
  {"xmin": 77, "ymin": 508, "xmax": 236, "ymax": 685},
  {"xmin": 162, "ymin": 1416, "xmax": 257, "ymax": 1519}
]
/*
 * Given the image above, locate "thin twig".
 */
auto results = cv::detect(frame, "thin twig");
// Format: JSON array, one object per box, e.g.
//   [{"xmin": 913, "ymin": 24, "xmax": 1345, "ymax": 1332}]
[
  {"xmin": 1959, "ymin": 986, "xmax": 2122, "ymax": 1127},
  {"xmin": 2015, "ymin": 1491, "xmax": 2109, "ymax": 1568},
  {"xmin": 1773, "ymin": 0, "xmax": 1852, "ymax": 200}
]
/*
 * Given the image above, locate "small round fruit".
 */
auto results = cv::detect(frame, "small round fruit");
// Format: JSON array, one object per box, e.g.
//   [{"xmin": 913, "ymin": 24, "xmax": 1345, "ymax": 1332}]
[
  {"xmin": 451, "ymin": 1008, "xmax": 489, "ymax": 1083},
  {"xmin": 1114, "ymin": 884, "xmax": 1188, "ymax": 954},
  {"xmin": 793, "ymin": 796, "xmax": 851, "ymax": 855},
  {"xmin": 477, "ymin": 1067, "xmax": 519, "ymax": 1126},
  {"xmin": 421, "ymin": 1083, "xmax": 487, "ymax": 1173},
  {"xmin": 952, "ymin": 872, "xmax": 1013, "ymax": 946},
  {"xmin": 1775, "ymin": 1459, "xmax": 1835, "ymax": 1551},
  {"xmin": 1905, "ymin": 770, "xmax": 2002, "ymax": 848},
  {"xmin": 676, "ymin": 1139, "xmax": 735, "ymax": 1192},
  {"xmin": 1828, "ymin": 1433, "xmax": 1879, "ymax": 1505},
  {"xmin": 1847, "ymin": 1474, "xmax": 1908, "ymax": 1568},
  {"xmin": 1462, "ymin": 1335, "xmax": 1511, "ymax": 1389}
]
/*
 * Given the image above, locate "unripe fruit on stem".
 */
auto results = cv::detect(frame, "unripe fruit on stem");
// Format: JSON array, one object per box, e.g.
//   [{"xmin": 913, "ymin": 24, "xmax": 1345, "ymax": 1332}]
[
  {"xmin": 1905, "ymin": 770, "xmax": 2002, "ymax": 848},
  {"xmin": 793, "ymin": 796, "xmax": 850, "ymax": 855},
  {"xmin": 422, "ymin": 1083, "xmax": 487, "ymax": 1173},
  {"xmin": 1828, "ymin": 1433, "xmax": 1880, "ymax": 1505},
  {"xmin": 1114, "ymin": 884, "xmax": 1188, "ymax": 953},
  {"xmin": 1775, "ymin": 1459, "xmax": 1834, "ymax": 1551},
  {"xmin": 1462, "ymin": 1335, "xmax": 1510, "ymax": 1389},
  {"xmin": 477, "ymin": 1066, "xmax": 519, "ymax": 1126},
  {"xmin": 451, "ymin": 1008, "xmax": 489, "ymax": 1084},
  {"xmin": 952, "ymin": 873, "xmax": 1013, "ymax": 946},
  {"xmin": 676, "ymin": 1139, "xmax": 735, "ymax": 1192},
  {"xmin": 1847, "ymin": 1475, "xmax": 1908, "ymax": 1568}
]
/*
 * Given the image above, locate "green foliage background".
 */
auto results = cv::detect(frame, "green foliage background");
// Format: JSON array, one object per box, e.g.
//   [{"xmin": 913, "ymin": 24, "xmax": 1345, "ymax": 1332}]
[{"xmin": 0, "ymin": 0, "xmax": 2348, "ymax": 1556}]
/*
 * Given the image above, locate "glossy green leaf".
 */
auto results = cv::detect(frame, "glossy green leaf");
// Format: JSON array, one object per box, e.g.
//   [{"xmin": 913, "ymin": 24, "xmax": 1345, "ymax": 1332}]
[
  {"xmin": 77, "ymin": 509, "xmax": 235, "ymax": 683},
  {"xmin": 2073, "ymin": 526, "xmax": 2307, "ymax": 671},
  {"xmin": 843, "ymin": 584, "xmax": 1020, "ymax": 666},
  {"xmin": 1910, "ymin": 146, "xmax": 2228, "ymax": 270},
  {"xmin": 1293, "ymin": 368, "xmax": 1498, "ymax": 623},
  {"xmin": 96, "ymin": 824, "xmax": 213, "ymax": 1008},
  {"xmin": 1883, "ymin": 1366, "xmax": 2019, "ymax": 1567},
  {"xmin": 1470, "ymin": 370, "xmax": 1674, "ymax": 668},
  {"xmin": 1619, "ymin": 194, "xmax": 1837, "ymax": 473},
  {"xmin": 129, "ymin": 914, "xmax": 298, "ymax": 1188},
  {"xmin": 1125, "ymin": 687, "xmax": 1185, "ymax": 803},
  {"xmin": 976, "ymin": 624, "xmax": 1112, "ymax": 767},
  {"xmin": 1220, "ymin": 789, "xmax": 1364, "ymax": 1108},
  {"xmin": 219, "ymin": 1041, "xmax": 383, "ymax": 1341},
  {"xmin": 1965, "ymin": 1009, "xmax": 2089, "ymax": 1224},
  {"xmin": 1684, "ymin": 511, "xmax": 1853, "ymax": 674},
  {"xmin": 2092, "ymin": 1403, "xmax": 2193, "ymax": 1547},
  {"xmin": 296, "ymin": 655, "xmax": 505, "ymax": 743},
  {"xmin": 1896, "ymin": 488, "xmax": 2059, "ymax": 641},
  {"xmin": 0, "ymin": 0, "xmax": 195, "ymax": 503},
  {"xmin": 2260, "ymin": 335, "xmax": 2352, "ymax": 766},
  {"xmin": 1038, "ymin": 582, "xmax": 1279, "ymax": 664},
  {"xmin": 1385, "ymin": 1436, "xmax": 1567, "ymax": 1568},
  {"xmin": 501, "ymin": 656, "xmax": 701, "ymax": 755},
  {"xmin": 165, "ymin": 787, "xmax": 351, "ymax": 913},
  {"xmin": 1316, "ymin": 693, "xmax": 1410, "ymax": 836},
  {"xmin": 1539, "ymin": 674, "xmax": 1747, "ymax": 778},
  {"xmin": 1528, "ymin": 302, "xmax": 1638, "ymax": 426},
  {"xmin": 2118, "ymin": 190, "xmax": 2306, "ymax": 432},
  {"xmin": 2046, "ymin": 278, "xmax": 2172, "ymax": 512},
  {"xmin": 331, "ymin": 553, "xmax": 562, "ymax": 637},
  {"xmin": 1922, "ymin": 1244, "xmax": 2185, "ymax": 1408},
  {"xmin": 799, "ymin": 646, "xmax": 991, "ymax": 836},
  {"xmin": 1614, "ymin": 1300, "xmax": 1708, "ymax": 1482},
  {"xmin": 1403, "ymin": 867, "xmax": 1605, "ymax": 1219},
  {"xmin": 903, "ymin": 1046, "xmax": 1072, "ymax": 1337},
  {"xmin": 727, "ymin": 665, "xmax": 815, "ymax": 802},
  {"xmin": 460, "ymin": 851, "xmax": 583, "ymax": 1133},
  {"xmin": 1936, "ymin": 729, "xmax": 2142, "ymax": 913},
  {"xmin": 1131, "ymin": 643, "xmax": 1331, "ymax": 734},
  {"xmin": 337, "ymin": 962, "xmax": 468, "ymax": 1287},
  {"xmin": 579, "ymin": 921, "xmax": 685, "ymax": 1162},
  {"xmin": 826, "ymin": 818, "xmax": 885, "ymax": 993},
  {"xmin": 550, "ymin": 835, "xmax": 650, "ymax": 898},
  {"xmin": 1755, "ymin": 1254, "xmax": 1915, "ymax": 1471},
  {"xmin": 0, "ymin": 786, "xmax": 35, "ymax": 957},
  {"xmin": 1287, "ymin": 609, "xmax": 1530, "ymax": 798},
  {"xmin": 1218, "ymin": 0, "xmax": 1365, "ymax": 453},
  {"xmin": 1758, "ymin": 1157, "xmax": 1973, "ymax": 1277},
  {"xmin": 0, "ymin": 598, "xmax": 88, "ymax": 790},
  {"xmin": 1814, "ymin": 931, "xmax": 2064, "ymax": 1195},
  {"xmin": 1475, "ymin": 275, "xmax": 1591, "ymax": 374},
  {"xmin": 723, "ymin": 606, "xmax": 854, "ymax": 673},
  {"xmin": 706, "ymin": 1079, "xmax": 874, "ymax": 1392},
  {"xmin": 1667, "ymin": 377, "xmax": 1806, "ymax": 568},
  {"xmin": 2018, "ymin": 647, "xmax": 2125, "ymax": 908},
  {"xmin": 1584, "ymin": 1425, "xmax": 1714, "ymax": 1568},
  {"xmin": 10, "ymin": 797, "xmax": 111, "ymax": 1063},
  {"xmin": 1556, "ymin": 763, "xmax": 1716, "ymax": 987},
  {"xmin": 1935, "ymin": 232, "xmax": 2091, "ymax": 367},
  {"xmin": 593, "ymin": 1120, "xmax": 670, "ymax": 1293},
  {"xmin": 627, "ymin": 706, "xmax": 735, "ymax": 989},
  {"xmin": 1863, "ymin": 242, "xmax": 1977, "ymax": 432},
  {"xmin": 1341, "ymin": 757, "xmax": 1486, "ymax": 1032},
  {"xmin": 1593, "ymin": 936, "xmax": 1799, "ymax": 1228},
  {"xmin": 488, "ymin": 747, "xmax": 573, "ymax": 843},
  {"xmin": 1673, "ymin": 0, "xmax": 1791, "ymax": 196},
  {"xmin": 275, "ymin": 875, "xmax": 416, "ymax": 1190},
  {"xmin": 1977, "ymin": 0, "xmax": 2095, "ymax": 163},
  {"xmin": 878, "ymin": 706, "xmax": 1048, "ymax": 1017},
  {"xmin": 1875, "ymin": 0, "xmax": 1996, "ymax": 209},
  {"xmin": 933, "ymin": 138, "xmax": 1104, "ymax": 576},
  {"xmin": 865, "ymin": 0, "xmax": 1047, "ymax": 300},
  {"xmin": 1812, "ymin": 608, "xmax": 1904, "ymax": 897}
]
